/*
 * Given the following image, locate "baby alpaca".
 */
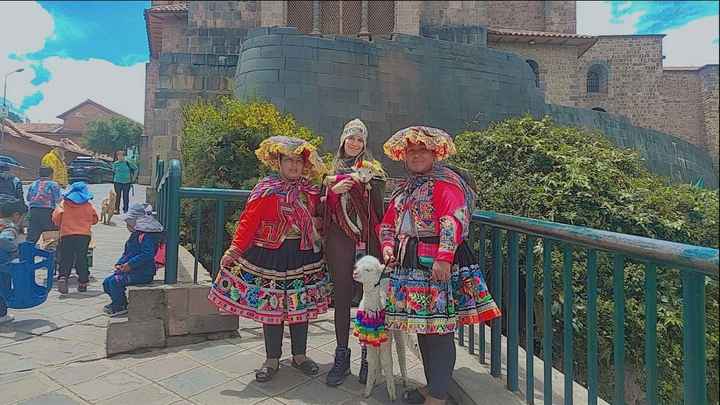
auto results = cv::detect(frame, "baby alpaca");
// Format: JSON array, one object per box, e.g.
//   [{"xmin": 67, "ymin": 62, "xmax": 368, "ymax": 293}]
[
  {"xmin": 354, "ymin": 255, "xmax": 409, "ymax": 401},
  {"xmin": 100, "ymin": 190, "xmax": 117, "ymax": 225}
]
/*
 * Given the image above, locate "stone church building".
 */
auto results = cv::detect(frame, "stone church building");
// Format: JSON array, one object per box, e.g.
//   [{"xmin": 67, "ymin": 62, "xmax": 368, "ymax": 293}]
[{"xmin": 141, "ymin": 1, "xmax": 718, "ymax": 186}]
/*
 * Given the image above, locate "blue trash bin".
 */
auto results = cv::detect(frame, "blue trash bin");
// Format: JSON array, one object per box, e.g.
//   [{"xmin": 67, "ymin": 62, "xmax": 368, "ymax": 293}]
[{"xmin": 0, "ymin": 242, "xmax": 55, "ymax": 309}]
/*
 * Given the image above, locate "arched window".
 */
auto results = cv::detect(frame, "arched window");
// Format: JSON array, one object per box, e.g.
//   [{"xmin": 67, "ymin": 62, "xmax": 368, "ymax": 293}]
[
  {"xmin": 591, "ymin": 107, "xmax": 607, "ymax": 112},
  {"xmin": 587, "ymin": 64, "xmax": 608, "ymax": 94},
  {"xmin": 526, "ymin": 59, "xmax": 540, "ymax": 87}
]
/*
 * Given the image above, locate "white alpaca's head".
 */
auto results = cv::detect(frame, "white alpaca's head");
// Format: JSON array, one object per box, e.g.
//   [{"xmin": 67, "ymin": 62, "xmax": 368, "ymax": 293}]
[{"xmin": 353, "ymin": 255, "xmax": 384, "ymax": 287}]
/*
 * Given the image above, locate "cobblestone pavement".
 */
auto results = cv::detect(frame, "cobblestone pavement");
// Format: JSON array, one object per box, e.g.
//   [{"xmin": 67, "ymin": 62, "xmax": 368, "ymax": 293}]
[{"xmin": 1, "ymin": 184, "xmax": 440, "ymax": 404}]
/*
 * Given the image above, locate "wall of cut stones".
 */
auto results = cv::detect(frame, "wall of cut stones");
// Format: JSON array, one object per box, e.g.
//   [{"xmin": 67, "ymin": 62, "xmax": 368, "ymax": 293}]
[
  {"xmin": 140, "ymin": 1, "xmax": 258, "ymax": 184},
  {"xmin": 234, "ymin": 27, "xmax": 545, "ymax": 173},
  {"xmin": 547, "ymin": 104, "xmax": 718, "ymax": 188}
]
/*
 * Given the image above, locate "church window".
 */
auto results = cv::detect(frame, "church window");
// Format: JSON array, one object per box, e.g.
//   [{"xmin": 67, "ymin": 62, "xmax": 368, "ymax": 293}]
[
  {"xmin": 587, "ymin": 64, "xmax": 608, "ymax": 94},
  {"xmin": 526, "ymin": 59, "xmax": 540, "ymax": 87}
]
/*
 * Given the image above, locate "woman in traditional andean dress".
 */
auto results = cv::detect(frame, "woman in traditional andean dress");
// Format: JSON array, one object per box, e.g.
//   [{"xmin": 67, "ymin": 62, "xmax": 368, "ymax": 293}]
[
  {"xmin": 379, "ymin": 126, "xmax": 501, "ymax": 405},
  {"xmin": 208, "ymin": 136, "xmax": 330, "ymax": 382}
]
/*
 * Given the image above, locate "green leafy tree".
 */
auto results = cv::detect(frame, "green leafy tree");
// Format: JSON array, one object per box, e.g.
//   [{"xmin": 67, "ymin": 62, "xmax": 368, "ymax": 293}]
[
  {"xmin": 451, "ymin": 116, "xmax": 718, "ymax": 404},
  {"xmin": 179, "ymin": 97, "xmax": 326, "ymax": 268},
  {"xmin": 83, "ymin": 116, "xmax": 143, "ymax": 155}
]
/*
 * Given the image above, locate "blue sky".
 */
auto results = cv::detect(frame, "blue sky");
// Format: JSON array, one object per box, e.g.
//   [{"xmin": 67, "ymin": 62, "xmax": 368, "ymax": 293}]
[{"xmin": 0, "ymin": 1, "xmax": 718, "ymax": 124}]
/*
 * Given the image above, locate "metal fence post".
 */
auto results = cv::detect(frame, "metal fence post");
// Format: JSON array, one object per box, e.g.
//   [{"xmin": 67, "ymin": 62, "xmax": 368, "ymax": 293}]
[{"xmin": 164, "ymin": 159, "xmax": 181, "ymax": 284}]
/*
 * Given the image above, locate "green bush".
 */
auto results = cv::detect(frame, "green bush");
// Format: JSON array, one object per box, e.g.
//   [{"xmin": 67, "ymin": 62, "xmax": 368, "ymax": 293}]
[
  {"xmin": 179, "ymin": 97, "xmax": 326, "ymax": 269},
  {"xmin": 450, "ymin": 116, "xmax": 719, "ymax": 404}
]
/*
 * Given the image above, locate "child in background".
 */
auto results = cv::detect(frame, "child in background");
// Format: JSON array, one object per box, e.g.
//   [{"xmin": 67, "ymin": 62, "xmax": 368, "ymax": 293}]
[
  {"xmin": 52, "ymin": 182, "xmax": 98, "ymax": 294},
  {"xmin": 0, "ymin": 195, "xmax": 28, "ymax": 324},
  {"xmin": 26, "ymin": 166, "xmax": 61, "ymax": 243},
  {"xmin": 102, "ymin": 203, "xmax": 163, "ymax": 317}
]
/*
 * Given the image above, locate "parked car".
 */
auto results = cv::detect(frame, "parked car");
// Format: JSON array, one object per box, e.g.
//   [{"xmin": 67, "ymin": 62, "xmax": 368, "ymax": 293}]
[
  {"xmin": 68, "ymin": 157, "xmax": 114, "ymax": 184},
  {"xmin": 0, "ymin": 154, "xmax": 23, "ymax": 168}
]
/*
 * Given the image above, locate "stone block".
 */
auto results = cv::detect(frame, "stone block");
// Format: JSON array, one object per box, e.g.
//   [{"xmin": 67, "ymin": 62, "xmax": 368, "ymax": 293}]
[
  {"xmin": 240, "ymin": 69, "xmax": 279, "ymax": 83},
  {"xmin": 259, "ymin": 45, "xmax": 283, "ymax": 58},
  {"xmin": 283, "ymin": 45, "xmax": 317, "ymax": 60},
  {"xmin": 283, "ymin": 35, "xmax": 319, "ymax": 49},
  {"xmin": 242, "ymin": 34, "xmax": 283, "ymax": 49},
  {"xmin": 279, "ymin": 70, "xmax": 317, "ymax": 84},
  {"xmin": 168, "ymin": 314, "xmax": 238, "ymax": 336},
  {"xmin": 107, "ymin": 318, "xmax": 165, "ymax": 356},
  {"xmin": 166, "ymin": 286, "xmax": 189, "ymax": 317},
  {"xmin": 239, "ymin": 57, "xmax": 283, "ymax": 73},
  {"xmin": 188, "ymin": 285, "xmax": 219, "ymax": 316},
  {"xmin": 127, "ymin": 283, "xmax": 166, "ymax": 322},
  {"xmin": 318, "ymin": 49, "xmax": 356, "ymax": 64}
]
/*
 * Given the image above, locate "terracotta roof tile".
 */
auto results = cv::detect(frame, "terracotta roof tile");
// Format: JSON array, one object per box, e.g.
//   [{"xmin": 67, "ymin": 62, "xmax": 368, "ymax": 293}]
[
  {"xmin": 15, "ymin": 122, "xmax": 63, "ymax": 133},
  {"xmin": 487, "ymin": 27, "xmax": 595, "ymax": 40},
  {"xmin": 1, "ymin": 118, "xmax": 100, "ymax": 157},
  {"xmin": 149, "ymin": 2, "xmax": 187, "ymax": 13}
]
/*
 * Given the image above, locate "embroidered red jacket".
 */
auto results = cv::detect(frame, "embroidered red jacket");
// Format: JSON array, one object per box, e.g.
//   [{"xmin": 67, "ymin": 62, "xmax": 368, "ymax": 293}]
[
  {"xmin": 229, "ymin": 192, "xmax": 321, "ymax": 253},
  {"xmin": 379, "ymin": 180, "xmax": 469, "ymax": 264}
]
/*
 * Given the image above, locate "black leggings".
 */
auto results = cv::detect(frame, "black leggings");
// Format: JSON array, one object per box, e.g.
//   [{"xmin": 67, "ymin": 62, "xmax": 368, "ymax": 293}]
[
  {"xmin": 418, "ymin": 333, "xmax": 456, "ymax": 400},
  {"xmin": 58, "ymin": 235, "xmax": 91, "ymax": 284},
  {"xmin": 263, "ymin": 322, "xmax": 308, "ymax": 359},
  {"xmin": 113, "ymin": 182, "xmax": 131, "ymax": 213}
]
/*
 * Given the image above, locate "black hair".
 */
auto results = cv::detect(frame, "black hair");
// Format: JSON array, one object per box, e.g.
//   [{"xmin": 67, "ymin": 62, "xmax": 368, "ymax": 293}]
[
  {"xmin": 39, "ymin": 166, "xmax": 53, "ymax": 178},
  {"xmin": 0, "ymin": 195, "xmax": 27, "ymax": 217}
]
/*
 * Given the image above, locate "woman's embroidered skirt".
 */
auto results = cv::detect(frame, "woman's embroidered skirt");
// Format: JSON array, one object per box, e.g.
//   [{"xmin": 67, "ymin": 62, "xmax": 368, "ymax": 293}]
[
  {"xmin": 386, "ymin": 238, "xmax": 501, "ymax": 334},
  {"xmin": 208, "ymin": 239, "xmax": 331, "ymax": 325}
]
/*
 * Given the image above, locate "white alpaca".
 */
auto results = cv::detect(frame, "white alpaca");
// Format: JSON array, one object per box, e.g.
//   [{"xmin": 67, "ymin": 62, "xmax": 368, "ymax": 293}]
[{"xmin": 354, "ymin": 255, "xmax": 413, "ymax": 401}]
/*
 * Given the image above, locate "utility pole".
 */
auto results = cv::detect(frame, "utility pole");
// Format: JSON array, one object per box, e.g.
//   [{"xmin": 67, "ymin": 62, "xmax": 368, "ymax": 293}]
[{"xmin": 1, "ymin": 68, "xmax": 25, "ymax": 147}]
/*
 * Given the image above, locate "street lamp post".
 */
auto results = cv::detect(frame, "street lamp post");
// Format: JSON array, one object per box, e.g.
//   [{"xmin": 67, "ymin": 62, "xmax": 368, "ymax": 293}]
[{"xmin": 1, "ymin": 68, "xmax": 25, "ymax": 147}]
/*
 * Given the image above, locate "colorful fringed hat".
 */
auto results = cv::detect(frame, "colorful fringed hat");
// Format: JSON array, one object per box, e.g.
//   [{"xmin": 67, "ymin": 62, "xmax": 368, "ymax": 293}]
[
  {"xmin": 383, "ymin": 126, "xmax": 456, "ymax": 161},
  {"xmin": 255, "ymin": 136, "xmax": 326, "ymax": 179}
]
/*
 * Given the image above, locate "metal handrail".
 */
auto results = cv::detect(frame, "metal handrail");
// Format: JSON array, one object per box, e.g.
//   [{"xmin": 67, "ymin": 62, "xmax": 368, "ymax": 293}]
[{"xmin": 475, "ymin": 211, "xmax": 719, "ymax": 277}]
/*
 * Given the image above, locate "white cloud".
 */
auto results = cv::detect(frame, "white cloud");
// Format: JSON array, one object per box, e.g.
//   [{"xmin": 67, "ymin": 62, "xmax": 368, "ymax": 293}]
[
  {"xmin": 0, "ymin": 1, "xmax": 144, "ymax": 124},
  {"xmin": 577, "ymin": 1, "xmax": 640, "ymax": 36},
  {"xmin": 0, "ymin": 2, "xmax": 53, "ymax": 109},
  {"xmin": 25, "ymin": 57, "xmax": 145, "ymax": 123},
  {"xmin": 577, "ymin": 1, "xmax": 719, "ymax": 67},
  {"xmin": 661, "ymin": 15, "xmax": 719, "ymax": 67}
]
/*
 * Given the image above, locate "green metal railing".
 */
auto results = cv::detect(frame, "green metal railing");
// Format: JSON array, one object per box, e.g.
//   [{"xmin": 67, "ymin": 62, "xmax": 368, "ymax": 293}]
[
  {"xmin": 154, "ymin": 158, "xmax": 249, "ymax": 283},
  {"xmin": 156, "ymin": 159, "xmax": 718, "ymax": 403},
  {"xmin": 457, "ymin": 211, "xmax": 718, "ymax": 405}
]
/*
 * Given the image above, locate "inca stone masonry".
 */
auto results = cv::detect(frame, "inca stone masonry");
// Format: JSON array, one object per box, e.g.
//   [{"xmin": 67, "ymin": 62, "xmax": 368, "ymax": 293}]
[{"xmin": 141, "ymin": 1, "xmax": 718, "ymax": 188}]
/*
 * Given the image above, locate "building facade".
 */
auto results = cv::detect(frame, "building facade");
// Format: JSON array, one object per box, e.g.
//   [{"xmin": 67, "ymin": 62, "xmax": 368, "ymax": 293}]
[{"xmin": 141, "ymin": 1, "xmax": 719, "ymax": 185}]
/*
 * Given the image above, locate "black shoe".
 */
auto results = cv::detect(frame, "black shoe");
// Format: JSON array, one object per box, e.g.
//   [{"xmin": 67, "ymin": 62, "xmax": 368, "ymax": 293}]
[
  {"xmin": 326, "ymin": 347, "xmax": 351, "ymax": 386},
  {"xmin": 359, "ymin": 346, "xmax": 369, "ymax": 385}
]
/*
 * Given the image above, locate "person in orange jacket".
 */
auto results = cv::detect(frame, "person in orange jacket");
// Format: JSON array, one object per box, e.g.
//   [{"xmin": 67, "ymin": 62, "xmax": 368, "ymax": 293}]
[{"xmin": 52, "ymin": 182, "xmax": 98, "ymax": 294}]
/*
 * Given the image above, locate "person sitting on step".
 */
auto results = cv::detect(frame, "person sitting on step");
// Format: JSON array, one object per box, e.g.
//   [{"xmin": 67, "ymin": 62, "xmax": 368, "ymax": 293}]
[{"xmin": 102, "ymin": 203, "xmax": 164, "ymax": 317}]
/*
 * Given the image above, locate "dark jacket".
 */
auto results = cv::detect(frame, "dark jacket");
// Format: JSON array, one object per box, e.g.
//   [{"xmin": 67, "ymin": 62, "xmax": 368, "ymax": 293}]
[{"xmin": 116, "ymin": 231, "xmax": 162, "ymax": 277}]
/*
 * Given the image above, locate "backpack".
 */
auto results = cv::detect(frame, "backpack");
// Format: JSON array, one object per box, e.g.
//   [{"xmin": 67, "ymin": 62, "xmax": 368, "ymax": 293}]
[
  {"xmin": 0, "ymin": 175, "xmax": 16, "ymax": 197},
  {"xmin": 138, "ymin": 232, "xmax": 167, "ymax": 268}
]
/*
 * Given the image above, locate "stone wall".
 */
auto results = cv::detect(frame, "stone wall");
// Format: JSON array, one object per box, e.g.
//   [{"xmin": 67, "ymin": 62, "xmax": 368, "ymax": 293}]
[
  {"xmin": 234, "ymin": 27, "xmax": 544, "ymax": 173},
  {"xmin": 544, "ymin": 1, "xmax": 576, "ymax": 34},
  {"xmin": 699, "ymin": 65, "xmax": 719, "ymax": 169},
  {"xmin": 659, "ymin": 70, "xmax": 704, "ymax": 147},
  {"xmin": 547, "ymin": 104, "xmax": 718, "ymax": 188},
  {"xmin": 577, "ymin": 36, "xmax": 665, "ymax": 132},
  {"xmin": 489, "ymin": 42, "xmax": 580, "ymax": 106},
  {"xmin": 141, "ymin": 3, "xmax": 259, "ymax": 183},
  {"xmin": 419, "ymin": 1, "xmax": 575, "ymax": 34},
  {"xmin": 487, "ymin": 1, "xmax": 546, "ymax": 31}
]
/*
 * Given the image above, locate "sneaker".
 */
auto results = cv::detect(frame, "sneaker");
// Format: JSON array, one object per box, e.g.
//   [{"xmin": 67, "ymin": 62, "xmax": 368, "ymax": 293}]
[
  {"xmin": 78, "ymin": 283, "xmax": 88, "ymax": 292},
  {"xmin": 57, "ymin": 278, "xmax": 68, "ymax": 294},
  {"xmin": 326, "ymin": 347, "xmax": 351, "ymax": 386},
  {"xmin": 359, "ymin": 346, "xmax": 369, "ymax": 385},
  {"xmin": 103, "ymin": 305, "xmax": 128, "ymax": 317}
]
